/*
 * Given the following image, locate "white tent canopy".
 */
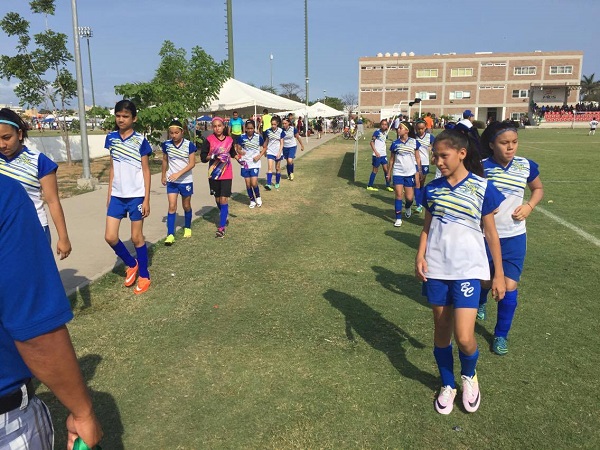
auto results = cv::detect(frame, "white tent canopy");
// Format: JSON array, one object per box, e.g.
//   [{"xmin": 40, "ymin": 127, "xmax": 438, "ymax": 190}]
[
  {"xmin": 280, "ymin": 101, "xmax": 345, "ymax": 119},
  {"xmin": 204, "ymin": 78, "xmax": 306, "ymax": 116}
]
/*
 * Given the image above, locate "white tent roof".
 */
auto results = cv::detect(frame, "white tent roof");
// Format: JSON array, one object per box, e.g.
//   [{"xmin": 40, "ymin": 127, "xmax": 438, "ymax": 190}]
[
  {"xmin": 307, "ymin": 101, "xmax": 345, "ymax": 118},
  {"xmin": 281, "ymin": 101, "xmax": 345, "ymax": 119},
  {"xmin": 206, "ymin": 78, "xmax": 306, "ymax": 114}
]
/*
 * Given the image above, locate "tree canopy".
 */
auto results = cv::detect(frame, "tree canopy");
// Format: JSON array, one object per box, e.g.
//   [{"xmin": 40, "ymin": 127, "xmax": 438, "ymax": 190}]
[{"xmin": 113, "ymin": 40, "xmax": 229, "ymax": 144}]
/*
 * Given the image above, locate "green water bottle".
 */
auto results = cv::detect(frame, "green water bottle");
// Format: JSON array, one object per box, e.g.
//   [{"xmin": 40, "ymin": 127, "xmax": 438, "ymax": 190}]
[{"xmin": 73, "ymin": 437, "xmax": 102, "ymax": 450}]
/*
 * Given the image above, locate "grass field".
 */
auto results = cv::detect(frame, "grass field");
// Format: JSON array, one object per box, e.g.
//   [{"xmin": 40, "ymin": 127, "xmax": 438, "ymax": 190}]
[{"xmin": 44, "ymin": 128, "xmax": 600, "ymax": 449}]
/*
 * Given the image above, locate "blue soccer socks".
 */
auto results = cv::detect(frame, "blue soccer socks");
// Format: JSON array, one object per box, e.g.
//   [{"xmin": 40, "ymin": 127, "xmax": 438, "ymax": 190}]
[
  {"xmin": 276, "ymin": 173, "xmax": 281, "ymax": 184},
  {"xmin": 246, "ymin": 188, "xmax": 255, "ymax": 201},
  {"xmin": 219, "ymin": 203, "xmax": 229, "ymax": 229},
  {"xmin": 135, "ymin": 243, "xmax": 150, "ymax": 279},
  {"xmin": 395, "ymin": 199, "xmax": 403, "ymax": 219},
  {"xmin": 368, "ymin": 172, "xmax": 377, "ymax": 187},
  {"xmin": 112, "ymin": 240, "xmax": 136, "ymax": 268},
  {"xmin": 167, "ymin": 212, "xmax": 176, "ymax": 235},
  {"xmin": 459, "ymin": 347, "xmax": 479, "ymax": 378},
  {"xmin": 434, "ymin": 344, "xmax": 455, "ymax": 388},
  {"xmin": 495, "ymin": 290, "xmax": 518, "ymax": 338},
  {"xmin": 266, "ymin": 172, "xmax": 273, "ymax": 186},
  {"xmin": 184, "ymin": 210, "xmax": 192, "ymax": 229}
]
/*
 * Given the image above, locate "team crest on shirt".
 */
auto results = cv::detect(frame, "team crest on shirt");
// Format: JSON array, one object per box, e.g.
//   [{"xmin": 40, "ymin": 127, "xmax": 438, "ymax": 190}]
[
  {"xmin": 460, "ymin": 180, "xmax": 480, "ymax": 196},
  {"xmin": 511, "ymin": 160, "xmax": 526, "ymax": 172}
]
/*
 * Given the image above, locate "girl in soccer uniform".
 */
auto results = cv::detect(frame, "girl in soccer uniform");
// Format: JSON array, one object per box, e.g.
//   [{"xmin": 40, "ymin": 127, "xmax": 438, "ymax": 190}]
[
  {"xmin": 161, "ymin": 119, "xmax": 197, "ymax": 245},
  {"xmin": 478, "ymin": 121, "xmax": 544, "ymax": 356},
  {"xmin": 281, "ymin": 118, "xmax": 305, "ymax": 181},
  {"xmin": 387, "ymin": 122, "xmax": 422, "ymax": 227},
  {"xmin": 200, "ymin": 117, "xmax": 240, "ymax": 238},
  {"xmin": 414, "ymin": 119, "xmax": 435, "ymax": 213},
  {"xmin": 366, "ymin": 119, "xmax": 392, "ymax": 192},
  {"xmin": 415, "ymin": 129, "xmax": 506, "ymax": 415},
  {"xmin": 236, "ymin": 119, "xmax": 266, "ymax": 208},
  {"xmin": 104, "ymin": 100, "xmax": 152, "ymax": 294},
  {"xmin": 0, "ymin": 108, "xmax": 72, "ymax": 259},
  {"xmin": 262, "ymin": 117, "xmax": 284, "ymax": 190}
]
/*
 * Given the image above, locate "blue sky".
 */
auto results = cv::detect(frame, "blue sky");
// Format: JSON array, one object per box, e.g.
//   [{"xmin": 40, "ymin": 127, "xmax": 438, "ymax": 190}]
[{"xmin": 0, "ymin": 0, "xmax": 599, "ymax": 109}]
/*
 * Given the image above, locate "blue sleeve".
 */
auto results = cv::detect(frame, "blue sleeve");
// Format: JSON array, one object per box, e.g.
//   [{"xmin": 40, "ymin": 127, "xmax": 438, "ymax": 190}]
[
  {"xmin": 104, "ymin": 134, "xmax": 111, "ymax": 150},
  {"xmin": 293, "ymin": 127, "xmax": 298, "ymax": 135},
  {"xmin": 372, "ymin": 130, "xmax": 379, "ymax": 140},
  {"xmin": 390, "ymin": 141, "xmax": 398, "ymax": 154},
  {"xmin": 262, "ymin": 131, "xmax": 268, "ymax": 141},
  {"xmin": 37, "ymin": 153, "xmax": 58, "ymax": 179},
  {"xmin": 280, "ymin": 130, "xmax": 286, "ymax": 139},
  {"xmin": 237, "ymin": 135, "xmax": 244, "ymax": 146},
  {"xmin": 423, "ymin": 185, "xmax": 434, "ymax": 212},
  {"xmin": 527, "ymin": 159, "xmax": 540, "ymax": 183},
  {"xmin": 161, "ymin": 142, "xmax": 168, "ymax": 154},
  {"xmin": 189, "ymin": 141, "xmax": 197, "ymax": 154},
  {"xmin": 259, "ymin": 136, "xmax": 265, "ymax": 146},
  {"xmin": 415, "ymin": 141, "xmax": 421, "ymax": 150},
  {"xmin": 0, "ymin": 179, "xmax": 73, "ymax": 341},
  {"xmin": 482, "ymin": 181, "xmax": 505, "ymax": 216},
  {"xmin": 139, "ymin": 138, "xmax": 152, "ymax": 157},
  {"xmin": 430, "ymin": 134, "xmax": 435, "ymax": 144}
]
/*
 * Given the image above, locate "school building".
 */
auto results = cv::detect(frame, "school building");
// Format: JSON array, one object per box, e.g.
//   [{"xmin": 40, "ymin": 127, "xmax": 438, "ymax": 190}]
[{"xmin": 358, "ymin": 50, "xmax": 583, "ymax": 123}]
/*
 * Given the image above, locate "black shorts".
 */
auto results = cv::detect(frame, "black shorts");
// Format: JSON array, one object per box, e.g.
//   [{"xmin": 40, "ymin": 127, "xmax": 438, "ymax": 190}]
[{"xmin": 209, "ymin": 178, "xmax": 232, "ymax": 198}]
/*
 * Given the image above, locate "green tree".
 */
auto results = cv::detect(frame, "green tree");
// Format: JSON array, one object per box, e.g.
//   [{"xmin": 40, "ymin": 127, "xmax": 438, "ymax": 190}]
[
  {"xmin": 580, "ymin": 74, "xmax": 600, "ymax": 102},
  {"xmin": 322, "ymin": 96, "xmax": 344, "ymax": 112},
  {"xmin": 0, "ymin": 0, "xmax": 78, "ymax": 164},
  {"xmin": 114, "ymin": 40, "xmax": 229, "ymax": 145}
]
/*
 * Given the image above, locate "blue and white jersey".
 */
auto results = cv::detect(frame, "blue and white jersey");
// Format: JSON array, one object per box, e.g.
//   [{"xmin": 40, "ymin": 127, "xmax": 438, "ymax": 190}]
[
  {"xmin": 0, "ymin": 146, "xmax": 57, "ymax": 227},
  {"xmin": 483, "ymin": 156, "xmax": 539, "ymax": 238},
  {"xmin": 263, "ymin": 127, "xmax": 283, "ymax": 156},
  {"xmin": 105, "ymin": 131, "xmax": 152, "ymax": 198},
  {"xmin": 238, "ymin": 133, "xmax": 264, "ymax": 169},
  {"xmin": 415, "ymin": 132, "xmax": 435, "ymax": 166},
  {"xmin": 590, "ymin": 120, "xmax": 598, "ymax": 129},
  {"xmin": 282, "ymin": 127, "xmax": 298, "ymax": 148},
  {"xmin": 424, "ymin": 173, "xmax": 505, "ymax": 280},
  {"xmin": 390, "ymin": 137, "xmax": 420, "ymax": 176},
  {"xmin": 371, "ymin": 129, "xmax": 388, "ymax": 157},
  {"xmin": 161, "ymin": 138, "xmax": 196, "ymax": 184}
]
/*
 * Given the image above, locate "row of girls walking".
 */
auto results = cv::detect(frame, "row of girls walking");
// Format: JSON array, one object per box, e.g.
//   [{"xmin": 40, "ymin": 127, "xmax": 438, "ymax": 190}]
[
  {"xmin": 366, "ymin": 117, "xmax": 543, "ymax": 415},
  {"xmin": 0, "ymin": 101, "xmax": 305, "ymax": 296}
]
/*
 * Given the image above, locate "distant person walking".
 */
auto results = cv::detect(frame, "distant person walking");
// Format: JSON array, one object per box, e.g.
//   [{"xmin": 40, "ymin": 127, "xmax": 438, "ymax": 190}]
[
  {"xmin": 366, "ymin": 119, "xmax": 392, "ymax": 192},
  {"xmin": 161, "ymin": 119, "xmax": 197, "ymax": 245},
  {"xmin": 263, "ymin": 117, "xmax": 284, "ymax": 190},
  {"xmin": 236, "ymin": 119, "xmax": 266, "ymax": 208},
  {"xmin": 104, "ymin": 100, "xmax": 152, "ymax": 294},
  {"xmin": 281, "ymin": 117, "xmax": 305, "ymax": 181},
  {"xmin": 262, "ymin": 108, "xmax": 272, "ymax": 133},
  {"xmin": 228, "ymin": 110, "xmax": 244, "ymax": 142},
  {"xmin": 589, "ymin": 117, "xmax": 598, "ymax": 135}
]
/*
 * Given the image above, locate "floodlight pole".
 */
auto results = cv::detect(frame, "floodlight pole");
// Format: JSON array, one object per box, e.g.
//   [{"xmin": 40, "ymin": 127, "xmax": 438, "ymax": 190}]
[
  {"xmin": 304, "ymin": 0, "xmax": 309, "ymax": 138},
  {"xmin": 70, "ymin": 0, "xmax": 94, "ymax": 187},
  {"xmin": 226, "ymin": 0, "xmax": 234, "ymax": 78},
  {"xmin": 270, "ymin": 53, "xmax": 274, "ymax": 89},
  {"xmin": 78, "ymin": 26, "xmax": 96, "ymax": 129}
]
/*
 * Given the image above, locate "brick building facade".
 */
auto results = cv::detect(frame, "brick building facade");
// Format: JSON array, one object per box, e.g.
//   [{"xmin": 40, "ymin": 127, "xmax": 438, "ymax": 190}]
[{"xmin": 358, "ymin": 50, "xmax": 583, "ymax": 123}]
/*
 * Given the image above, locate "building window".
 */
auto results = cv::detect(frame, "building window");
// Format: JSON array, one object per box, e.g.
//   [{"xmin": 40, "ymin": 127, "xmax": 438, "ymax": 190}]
[
  {"xmin": 449, "ymin": 91, "xmax": 471, "ymax": 100},
  {"xmin": 549, "ymin": 65, "xmax": 573, "ymax": 74},
  {"xmin": 386, "ymin": 65, "xmax": 409, "ymax": 70},
  {"xmin": 492, "ymin": 85, "xmax": 506, "ymax": 89},
  {"xmin": 450, "ymin": 68, "xmax": 474, "ymax": 77},
  {"xmin": 416, "ymin": 91, "xmax": 437, "ymax": 100},
  {"xmin": 384, "ymin": 87, "xmax": 408, "ymax": 92},
  {"xmin": 416, "ymin": 69, "xmax": 438, "ymax": 78},
  {"xmin": 511, "ymin": 112, "xmax": 526, "ymax": 120},
  {"xmin": 479, "ymin": 86, "xmax": 492, "ymax": 89},
  {"xmin": 512, "ymin": 89, "xmax": 529, "ymax": 98},
  {"xmin": 514, "ymin": 66, "xmax": 537, "ymax": 75}
]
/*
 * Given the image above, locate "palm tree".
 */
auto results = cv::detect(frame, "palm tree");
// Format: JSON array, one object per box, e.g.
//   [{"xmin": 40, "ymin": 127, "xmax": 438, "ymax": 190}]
[{"xmin": 580, "ymin": 74, "xmax": 600, "ymax": 101}]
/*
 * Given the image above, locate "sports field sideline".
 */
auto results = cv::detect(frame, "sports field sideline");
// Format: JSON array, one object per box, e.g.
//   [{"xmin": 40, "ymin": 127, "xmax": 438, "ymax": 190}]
[{"xmin": 45, "ymin": 128, "xmax": 600, "ymax": 449}]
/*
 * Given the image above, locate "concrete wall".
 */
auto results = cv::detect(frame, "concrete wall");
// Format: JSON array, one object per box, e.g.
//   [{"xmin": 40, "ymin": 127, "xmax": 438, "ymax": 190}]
[{"xmin": 26, "ymin": 134, "xmax": 109, "ymax": 163}]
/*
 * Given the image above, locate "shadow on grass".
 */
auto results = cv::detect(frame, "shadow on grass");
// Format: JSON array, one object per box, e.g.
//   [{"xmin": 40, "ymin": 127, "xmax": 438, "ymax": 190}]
[
  {"xmin": 352, "ymin": 203, "xmax": 394, "ymax": 224},
  {"xmin": 384, "ymin": 229, "xmax": 420, "ymax": 250},
  {"xmin": 63, "ymin": 269, "xmax": 91, "ymax": 309},
  {"xmin": 372, "ymin": 266, "xmax": 429, "ymax": 308},
  {"xmin": 476, "ymin": 321, "xmax": 495, "ymax": 349},
  {"xmin": 323, "ymin": 289, "xmax": 438, "ymax": 390},
  {"xmin": 337, "ymin": 152, "xmax": 354, "ymax": 182},
  {"xmin": 36, "ymin": 354, "xmax": 124, "ymax": 450}
]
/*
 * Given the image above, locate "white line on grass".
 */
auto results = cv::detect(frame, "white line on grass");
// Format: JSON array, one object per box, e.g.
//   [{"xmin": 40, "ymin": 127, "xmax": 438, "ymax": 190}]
[
  {"xmin": 536, "ymin": 206, "xmax": 600, "ymax": 247},
  {"xmin": 543, "ymin": 180, "xmax": 600, "ymax": 183}
]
